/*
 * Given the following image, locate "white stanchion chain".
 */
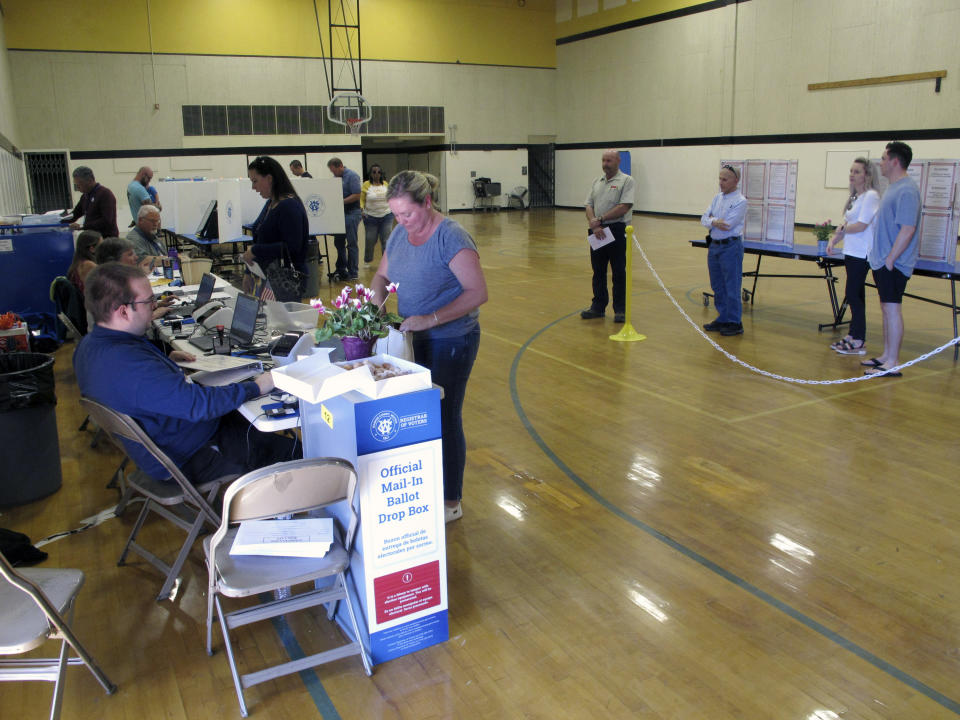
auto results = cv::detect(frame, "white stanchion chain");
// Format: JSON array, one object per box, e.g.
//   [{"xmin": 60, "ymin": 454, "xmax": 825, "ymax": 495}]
[{"xmin": 632, "ymin": 233, "xmax": 960, "ymax": 385}]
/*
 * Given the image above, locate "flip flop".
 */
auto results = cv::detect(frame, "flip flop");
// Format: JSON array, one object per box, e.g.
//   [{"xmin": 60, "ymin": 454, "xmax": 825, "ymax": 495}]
[
  {"xmin": 860, "ymin": 357, "xmax": 884, "ymax": 367},
  {"xmin": 864, "ymin": 366, "xmax": 902, "ymax": 377}
]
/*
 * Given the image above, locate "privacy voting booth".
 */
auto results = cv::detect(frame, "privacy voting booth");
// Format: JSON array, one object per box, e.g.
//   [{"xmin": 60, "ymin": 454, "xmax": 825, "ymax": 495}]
[{"xmin": 272, "ymin": 353, "xmax": 448, "ymax": 664}]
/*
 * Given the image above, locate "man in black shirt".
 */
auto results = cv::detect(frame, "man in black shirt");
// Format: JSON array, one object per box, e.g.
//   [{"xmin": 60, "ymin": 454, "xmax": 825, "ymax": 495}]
[{"xmin": 62, "ymin": 166, "xmax": 119, "ymax": 237}]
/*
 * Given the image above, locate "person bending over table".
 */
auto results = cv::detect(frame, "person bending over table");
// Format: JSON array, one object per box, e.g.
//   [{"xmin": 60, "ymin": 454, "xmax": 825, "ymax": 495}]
[
  {"xmin": 361, "ymin": 164, "xmax": 393, "ymax": 265},
  {"xmin": 701, "ymin": 165, "xmax": 748, "ymax": 336},
  {"xmin": 75, "ymin": 263, "xmax": 299, "ymax": 485},
  {"xmin": 242, "ymin": 156, "xmax": 309, "ymax": 302},
  {"xmin": 371, "ymin": 170, "xmax": 487, "ymax": 524},
  {"xmin": 826, "ymin": 158, "xmax": 881, "ymax": 355}
]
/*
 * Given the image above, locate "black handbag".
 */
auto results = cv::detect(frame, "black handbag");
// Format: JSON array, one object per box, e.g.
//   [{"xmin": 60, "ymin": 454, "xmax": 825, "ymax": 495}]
[{"xmin": 264, "ymin": 243, "xmax": 305, "ymax": 302}]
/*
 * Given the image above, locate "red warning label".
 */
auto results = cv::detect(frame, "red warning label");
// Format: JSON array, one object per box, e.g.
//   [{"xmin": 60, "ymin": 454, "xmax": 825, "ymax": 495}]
[{"xmin": 373, "ymin": 560, "xmax": 441, "ymax": 624}]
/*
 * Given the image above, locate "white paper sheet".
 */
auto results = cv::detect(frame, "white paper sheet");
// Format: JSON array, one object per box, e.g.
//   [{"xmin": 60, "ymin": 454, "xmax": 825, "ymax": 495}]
[
  {"xmin": 230, "ymin": 518, "xmax": 333, "ymax": 558},
  {"xmin": 587, "ymin": 226, "xmax": 616, "ymax": 250}
]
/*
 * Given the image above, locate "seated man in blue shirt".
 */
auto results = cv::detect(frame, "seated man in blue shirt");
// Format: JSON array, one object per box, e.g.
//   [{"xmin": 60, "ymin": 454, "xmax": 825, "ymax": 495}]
[{"xmin": 75, "ymin": 263, "xmax": 299, "ymax": 485}]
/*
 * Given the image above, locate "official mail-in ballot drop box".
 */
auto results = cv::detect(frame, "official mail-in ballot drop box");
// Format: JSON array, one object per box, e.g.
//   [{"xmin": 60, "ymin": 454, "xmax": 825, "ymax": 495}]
[{"xmin": 277, "ymin": 354, "xmax": 447, "ymax": 664}]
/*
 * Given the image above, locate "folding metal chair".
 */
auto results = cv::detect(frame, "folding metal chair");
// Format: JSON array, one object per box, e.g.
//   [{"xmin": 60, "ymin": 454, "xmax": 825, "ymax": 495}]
[
  {"xmin": 205, "ymin": 457, "xmax": 372, "ymax": 716},
  {"xmin": 0, "ymin": 551, "xmax": 116, "ymax": 720},
  {"xmin": 80, "ymin": 397, "xmax": 238, "ymax": 601}
]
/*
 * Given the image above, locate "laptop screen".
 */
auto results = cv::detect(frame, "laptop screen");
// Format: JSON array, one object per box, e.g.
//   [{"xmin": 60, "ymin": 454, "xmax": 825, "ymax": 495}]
[
  {"xmin": 193, "ymin": 273, "xmax": 216, "ymax": 306},
  {"xmin": 230, "ymin": 293, "xmax": 259, "ymax": 346}
]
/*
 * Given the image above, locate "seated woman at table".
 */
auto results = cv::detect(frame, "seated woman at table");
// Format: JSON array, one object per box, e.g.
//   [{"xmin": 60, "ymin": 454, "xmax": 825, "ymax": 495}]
[
  {"xmin": 371, "ymin": 170, "xmax": 487, "ymax": 524},
  {"xmin": 67, "ymin": 229, "xmax": 102, "ymax": 295},
  {"xmin": 242, "ymin": 156, "xmax": 309, "ymax": 302},
  {"xmin": 826, "ymin": 157, "xmax": 881, "ymax": 355}
]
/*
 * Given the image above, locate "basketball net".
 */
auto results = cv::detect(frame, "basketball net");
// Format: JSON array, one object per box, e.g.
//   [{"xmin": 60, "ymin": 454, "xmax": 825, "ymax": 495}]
[{"xmin": 346, "ymin": 118, "xmax": 364, "ymax": 136}]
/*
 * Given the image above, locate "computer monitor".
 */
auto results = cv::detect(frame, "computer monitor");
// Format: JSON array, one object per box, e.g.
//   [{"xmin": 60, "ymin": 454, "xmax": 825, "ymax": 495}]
[
  {"xmin": 193, "ymin": 272, "xmax": 216, "ymax": 306},
  {"xmin": 229, "ymin": 293, "xmax": 259, "ymax": 347},
  {"xmin": 196, "ymin": 200, "xmax": 218, "ymax": 239}
]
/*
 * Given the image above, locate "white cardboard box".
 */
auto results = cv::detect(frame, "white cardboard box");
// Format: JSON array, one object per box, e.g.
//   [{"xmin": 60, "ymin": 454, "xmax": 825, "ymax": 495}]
[{"xmin": 271, "ymin": 352, "xmax": 431, "ymax": 403}]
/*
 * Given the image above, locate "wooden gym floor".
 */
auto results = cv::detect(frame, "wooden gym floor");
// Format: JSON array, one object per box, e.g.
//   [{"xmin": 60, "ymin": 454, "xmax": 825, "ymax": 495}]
[{"xmin": 2, "ymin": 209, "xmax": 959, "ymax": 719}]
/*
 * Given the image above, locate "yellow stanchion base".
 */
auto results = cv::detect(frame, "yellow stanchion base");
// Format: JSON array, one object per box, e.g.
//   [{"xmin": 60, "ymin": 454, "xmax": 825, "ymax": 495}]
[{"xmin": 609, "ymin": 324, "xmax": 646, "ymax": 342}]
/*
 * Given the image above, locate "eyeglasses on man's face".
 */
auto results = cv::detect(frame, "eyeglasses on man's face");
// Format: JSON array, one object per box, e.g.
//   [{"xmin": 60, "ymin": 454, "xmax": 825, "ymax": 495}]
[{"xmin": 126, "ymin": 296, "xmax": 157, "ymax": 309}]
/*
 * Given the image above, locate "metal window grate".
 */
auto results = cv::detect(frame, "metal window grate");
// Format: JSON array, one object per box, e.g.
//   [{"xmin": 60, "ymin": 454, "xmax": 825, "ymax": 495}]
[
  {"xmin": 182, "ymin": 106, "xmax": 203, "ymax": 136},
  {"xmin": 182, "ymin": 104, "xmax": 444, "ymax": 136},
  {"xmin": 24, "ymin": 152, "xmax": 71, "ymax": 214},
  {"xmin": 276, "ymin": 106, "xmax": 300, "ymax": 134},
  {"xmin": 228, "ymin": 106, "xmax": 253, "ymax": 135},
  {"xmin": 252, "ymin": 106, "xmax": 277, "ymax": 135},
  {"xmin": 300, "ymin": 106, "xmax": 326, "ymax": 134},
  {"xmin": 201, "ymin": 106, "xmax": 227, "ymax": 135}
]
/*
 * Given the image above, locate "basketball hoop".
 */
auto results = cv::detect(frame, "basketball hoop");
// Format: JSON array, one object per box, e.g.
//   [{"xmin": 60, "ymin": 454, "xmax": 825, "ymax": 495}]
[{"xmin": 346, "ymin": 117, "xmax": 365, "ymax": 136}]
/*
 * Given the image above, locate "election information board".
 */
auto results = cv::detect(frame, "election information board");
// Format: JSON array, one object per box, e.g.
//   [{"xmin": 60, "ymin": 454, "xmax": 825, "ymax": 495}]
[{"xmin": 721, "ymin": 159, "xmax": 798, "ymax": 247}]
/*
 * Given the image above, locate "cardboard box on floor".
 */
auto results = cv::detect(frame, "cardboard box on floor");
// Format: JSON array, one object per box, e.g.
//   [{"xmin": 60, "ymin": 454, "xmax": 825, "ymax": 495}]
[{"xmin": 271, "ymin": 352, "xmax": 431, "ymax": 403}]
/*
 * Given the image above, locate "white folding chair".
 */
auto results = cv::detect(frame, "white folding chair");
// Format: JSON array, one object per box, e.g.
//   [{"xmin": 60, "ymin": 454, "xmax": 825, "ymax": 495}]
[
  {"xmin": 80, "ymin": 397, "xmax": 238, "ymax": 601},
  {"xmin": 0, "ymin": 551, "xmax": 116, "ymax": 720},
  {"xmin": 205, "ymin": 457, "xmax": 372, "ymax": 716}
]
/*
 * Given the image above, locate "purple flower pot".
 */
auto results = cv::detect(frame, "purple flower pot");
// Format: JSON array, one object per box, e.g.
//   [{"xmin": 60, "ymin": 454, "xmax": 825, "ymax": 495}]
[{"xmin": 341, "ymin": 336, "xmax": 376, "ymax": 360}]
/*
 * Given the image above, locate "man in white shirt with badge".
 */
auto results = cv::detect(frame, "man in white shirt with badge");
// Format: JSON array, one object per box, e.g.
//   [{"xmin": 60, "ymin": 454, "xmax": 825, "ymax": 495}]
[
  {"xmin": 701, "ymin": 164, "xmax": 748, "ymax": 336},
  {"xmin": 582, "ymin": 150, "xmax": 635, "ymax": 323}
]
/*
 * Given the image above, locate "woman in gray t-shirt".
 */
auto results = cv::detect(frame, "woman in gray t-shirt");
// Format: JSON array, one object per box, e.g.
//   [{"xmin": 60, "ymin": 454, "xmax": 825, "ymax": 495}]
[{"xmin": 371, "ymin": 171, "xmax": 488, "ymax": 524}]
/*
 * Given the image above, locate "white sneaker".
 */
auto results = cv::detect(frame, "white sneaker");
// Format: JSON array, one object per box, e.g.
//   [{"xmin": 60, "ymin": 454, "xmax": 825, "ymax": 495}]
[{"xmin": 444, "ymin": 502, "xmax": 462, "ymax": 524}]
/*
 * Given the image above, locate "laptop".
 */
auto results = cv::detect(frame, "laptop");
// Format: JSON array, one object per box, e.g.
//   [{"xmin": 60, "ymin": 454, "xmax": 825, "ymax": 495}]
[
  {"xmin": 189, "ymin": 292, "xmax": 262, "ymax": 352},
  {"xmin": 176, "ymin": 273, "xmax": 217, "ymax": 315}
]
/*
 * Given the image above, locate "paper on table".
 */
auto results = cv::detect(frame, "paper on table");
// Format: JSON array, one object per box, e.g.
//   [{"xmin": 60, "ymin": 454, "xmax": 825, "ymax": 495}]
[
  {"xmin": 177, "ymin": 355, "xmax": 263, "ymax": 372},
  {"xmin": 230, "ymin": 518, "xmax": 334, "ymax": 558},
  {"xmin": 587, "ymin": 226, "xmax": 616, "ymax": 251}
]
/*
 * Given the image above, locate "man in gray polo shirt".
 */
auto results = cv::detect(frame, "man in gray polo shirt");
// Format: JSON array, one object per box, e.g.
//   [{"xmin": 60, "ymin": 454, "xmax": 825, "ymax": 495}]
[{"xmin": 582, "ymin": 150, "xmax": 635, "ymax": 323}]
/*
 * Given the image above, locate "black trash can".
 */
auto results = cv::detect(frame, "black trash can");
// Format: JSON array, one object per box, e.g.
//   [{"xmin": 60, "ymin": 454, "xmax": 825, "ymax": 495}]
[{"xmin": 0, "ymin": 353, "xmax": 62, "ymax": 506}]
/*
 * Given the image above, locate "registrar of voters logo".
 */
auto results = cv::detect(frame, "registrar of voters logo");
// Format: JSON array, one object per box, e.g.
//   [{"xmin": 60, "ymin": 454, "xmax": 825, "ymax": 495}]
[
  {"xmin": 370, "ymin": 410, "xmax": 400, "ymax": 442},
  {"xmin": 307, "ymin": 194, "xmax": 325, "ymax": 217}
]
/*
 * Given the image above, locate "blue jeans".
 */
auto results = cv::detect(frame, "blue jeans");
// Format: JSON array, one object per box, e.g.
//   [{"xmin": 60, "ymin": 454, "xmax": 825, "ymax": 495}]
[
  {"xmin": 412, "ymin": 329, "xmax": 481, "ymax": 503},
  {"xmin": 363, "ymin": 213, "xmax": 393, "ymax": 262},
  {"xmin": 334, "ymin": 212, "xmax": 362, "ymax": 277},
  {"xmin": 707, "ymin": 238, "xmax": 743, "ymax": 324}
]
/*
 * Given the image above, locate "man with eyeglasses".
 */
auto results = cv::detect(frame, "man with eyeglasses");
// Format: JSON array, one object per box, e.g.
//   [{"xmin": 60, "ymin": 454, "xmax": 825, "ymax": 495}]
[
  {"xmin": 75, "ymin": 263, "xmax": 299, "ymax": 485},
  {"xmin": 701, "ymin": 164, "xmax": 748, "ymax": 336}
]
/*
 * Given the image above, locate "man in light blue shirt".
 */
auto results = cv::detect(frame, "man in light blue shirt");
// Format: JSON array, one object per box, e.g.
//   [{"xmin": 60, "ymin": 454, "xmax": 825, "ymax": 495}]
[
  {"xmin": 328, "ymin": 157, "xmax": 362, "ymax": 280},
  {"xmin": 864, "ymin": 141, "xmax": 921, "ymax": 376},
  {"xmin": 127, "ymin": 166, "xmax": 154, "ymax": 224},
  {"xmin": 701, "ymin": 165, "xmax": 748, "ymax": 335}
]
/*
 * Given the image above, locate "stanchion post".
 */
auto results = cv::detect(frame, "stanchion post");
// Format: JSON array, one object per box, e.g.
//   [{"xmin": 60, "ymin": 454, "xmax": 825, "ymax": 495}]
[{"xmin": 610, "ymin": 225, "xmax": 646, "ymax": 343}]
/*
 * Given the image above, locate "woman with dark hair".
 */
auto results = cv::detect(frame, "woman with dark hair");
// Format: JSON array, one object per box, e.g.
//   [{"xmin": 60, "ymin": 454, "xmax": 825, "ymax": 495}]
[
  {"xmin": 242, "ymin": 155, "xmax": 309, "ymax": 301},
  {"xmin": 67, "ymin": 229, "xmax": 102, "ymax": 295},
  {"xmin": 361, "ymin": 164, "xmax": 392, "ymax": 265},
  {"xmin": 371, "ymin": 170, "xmax": 487, "ymax": 524}
]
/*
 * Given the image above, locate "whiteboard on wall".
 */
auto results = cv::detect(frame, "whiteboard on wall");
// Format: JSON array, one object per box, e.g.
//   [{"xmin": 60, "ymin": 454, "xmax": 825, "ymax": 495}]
[{"xmin": 825, "ymin": 150, "xmax": 869, "ymax": 189}]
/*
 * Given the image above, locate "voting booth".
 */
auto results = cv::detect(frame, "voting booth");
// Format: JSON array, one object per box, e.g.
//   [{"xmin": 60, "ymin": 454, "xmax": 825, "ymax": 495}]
[{"xmin": 273, "ymin": 353, "xmax": 448, "ymax": 664}]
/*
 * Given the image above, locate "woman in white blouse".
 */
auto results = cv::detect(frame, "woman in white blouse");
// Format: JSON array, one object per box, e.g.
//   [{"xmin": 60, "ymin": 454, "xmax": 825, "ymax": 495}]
[
  {"xmin": 827, "ymin": 158, "xmax": 882, "ymax": 355},
  {"xmin": 360, "ymin": 164, "xmax": 393, "ymax": 265}
]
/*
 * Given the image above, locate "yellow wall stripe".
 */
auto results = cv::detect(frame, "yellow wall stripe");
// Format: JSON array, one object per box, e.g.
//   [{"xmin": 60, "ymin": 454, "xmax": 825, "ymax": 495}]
[{"xmin": 3, "ymin": 0, "xmax": 556, "ymax": 68}]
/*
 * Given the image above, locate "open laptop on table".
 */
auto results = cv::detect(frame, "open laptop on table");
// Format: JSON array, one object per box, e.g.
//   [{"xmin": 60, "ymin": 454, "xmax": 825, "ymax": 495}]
[
  {"xmin": 189, "ymin": 292, "xmax": 264, "ymax": 352},
  {"xmin": 174, "ymin": 272, "xmax": 218, "ymax": 315}
]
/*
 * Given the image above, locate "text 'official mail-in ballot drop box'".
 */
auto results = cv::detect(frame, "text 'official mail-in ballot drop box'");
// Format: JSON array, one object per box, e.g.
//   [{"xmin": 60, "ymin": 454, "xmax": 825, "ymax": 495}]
[{"xmin": 272, "ymin": 353, "xmax": 448, "ymax": 664}]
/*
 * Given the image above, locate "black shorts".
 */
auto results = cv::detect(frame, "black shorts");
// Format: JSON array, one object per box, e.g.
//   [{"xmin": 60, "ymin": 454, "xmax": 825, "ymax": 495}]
[{"xmin": 873, "ymin": 266, "xmax": 909, "ymax": 303}]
